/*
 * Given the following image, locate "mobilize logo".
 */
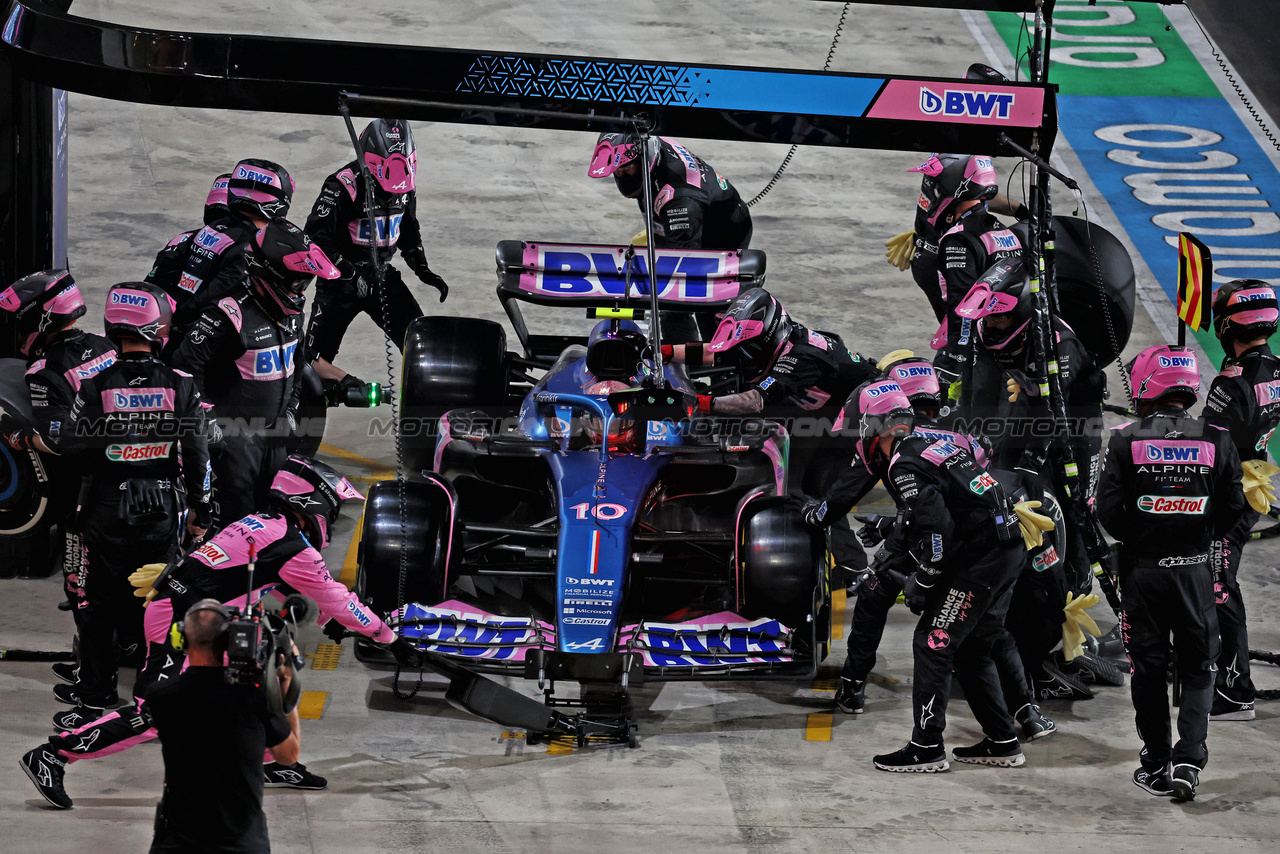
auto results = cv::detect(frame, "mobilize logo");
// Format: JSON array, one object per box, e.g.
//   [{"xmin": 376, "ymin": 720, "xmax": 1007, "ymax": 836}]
[
  {"xmin": 105, "ymin": 442, "xmax": 173, "ymax": 462},
  {"xmin": 1137, "ymin": 495, "xmax": 1207, "ymax": 514},
  {"xmin": 919, "ymin": 88, "xmax": 1015, "ymax": 120}
]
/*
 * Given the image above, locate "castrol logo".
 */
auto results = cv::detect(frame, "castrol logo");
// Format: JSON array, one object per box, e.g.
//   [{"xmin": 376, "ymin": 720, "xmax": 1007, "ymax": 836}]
[
  {"xmin": 1136, "ymin": 495, "xmax": 1207, "ymax": 515},
  {"xmin": 105, "ymin": 442, "xmax": 173, "ymax": 462}
]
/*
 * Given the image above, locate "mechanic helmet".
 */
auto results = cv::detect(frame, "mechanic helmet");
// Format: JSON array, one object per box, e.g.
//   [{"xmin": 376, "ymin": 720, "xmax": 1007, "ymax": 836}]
[
  {"xmin": 246, "ymin": 218, "xmax": 340, "ymax": 318},
  {"xmin": 1126, "ymin": 345, "xmax": 1199, "ymax": 409},
  {"xmin": 359, "ymin": 118, "xmax": 417, "ymax": 195},
  {"xmin": 588, "ymin": 131, "xmax": 662, "ymax": 198},
  {"xmin": 910, "ymin": 153, "xmax": 1000, "ymax": 227},
  {"xmin": 707, "ymin": 287, "xmax": 793, "ymax": 382},
  {"xmin": 203, "ymin": 172, "xmax": 233, "ymax": 226},
  {"xmin": 955, "ymin": 258, "xmax": 1034, "ymax": 361},
  {"xmin": 881, "ymin": 355, "xmax": 942, "ymax": 416},
  {"xmin": 227, "ymin": 158, "xmax": 295, "ymax": 220},
  {"xmin": 966, "ymin": 62, "xmax": 1007, "ymax": 83},
  {"xmin": 103, "ymin": 282, "xmax": 174, "ymax": 352},
  {"xmin": 1211, "ymin": 279, "xmax": 1278, "ymax": 344},
  {"xmin": 842, "ymin": 379, "xmax": 915, "ymax": 464},
  {"xmin": 268, "ymin": 455, "xmax": 363, "ymax": 549},
  {"xmin": 581, "ymin": 380, "xmax": 638, "ymax": 450},
  {"xmin": 0, "ymin": 269, "xmax": 87, "ymax": 357}
]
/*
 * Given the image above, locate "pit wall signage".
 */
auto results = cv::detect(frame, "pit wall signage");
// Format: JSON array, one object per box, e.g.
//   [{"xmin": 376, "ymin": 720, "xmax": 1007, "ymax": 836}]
[{"xmin": 989, "ymin": 0, "xmax": 1280, "ymax": 457}]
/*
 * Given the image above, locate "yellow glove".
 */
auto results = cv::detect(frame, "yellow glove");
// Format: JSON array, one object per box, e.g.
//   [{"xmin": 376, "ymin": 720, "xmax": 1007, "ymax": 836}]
[
  {"xmin": 1006, "ymin": 377, "xmax": 1021, "ymax": 403},
  {"xmin": 1061, "ymin": 592, "xmax": 1101, "ymax": 662},
  {"xmin": 1013, "ymin": 500, "xmax": 1055, "ymax": 550},
  {"xmin": 630, "ymin": 230, "xmax": 647, "ymax": 247},
  {"xmin": 885, "ymin": 230, "xmax": 916, "ymax": 271},
  {"xmin": 128, "ymin": 562, "xmax": 166, "ymax": 606},
  {"xmin": 876, "ymin": 349, "xmax": 916, "ymax": 372},
  {"xmin": 1241, "ymin": 459, "xmax": 1279, "ymax": 514}
]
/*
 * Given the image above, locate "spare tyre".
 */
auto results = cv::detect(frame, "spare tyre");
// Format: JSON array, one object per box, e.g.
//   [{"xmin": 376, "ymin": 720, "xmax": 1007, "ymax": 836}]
[{"xmin": 1053, "ymin": 216, "xmax": 1136, "ymax": 366}]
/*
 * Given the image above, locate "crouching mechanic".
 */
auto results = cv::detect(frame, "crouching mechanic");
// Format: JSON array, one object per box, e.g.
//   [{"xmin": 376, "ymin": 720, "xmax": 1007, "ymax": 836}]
[
  {"xmin": 838, "ymin": 379, "xmax": 1027, "ymax": 772},
  {"xmin": 1097, "ymin": 346, "xmax": 1244, "ymax": 801},
  {"xmin": 19, "ymin": 456, "xmax": 410, "ymax": 808},
  {"xmin": 794, "ymin": 356, "xmax": 1053, "ymax": 742},
  {"xmin": 1201, "ymin": 279, "xmax": 1280, "ymax": 721}
]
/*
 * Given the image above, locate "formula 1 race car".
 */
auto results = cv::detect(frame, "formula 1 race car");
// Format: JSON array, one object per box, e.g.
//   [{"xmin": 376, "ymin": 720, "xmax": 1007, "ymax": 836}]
[{"xmin": 357, "ymin": 241, "xmax": 832, "ymax": 744}]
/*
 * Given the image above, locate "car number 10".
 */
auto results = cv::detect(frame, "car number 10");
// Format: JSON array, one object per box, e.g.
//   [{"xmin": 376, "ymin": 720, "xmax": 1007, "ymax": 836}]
[{"xmin": 570, "ymin": 502, "xmax": 627, "ymax": 520}]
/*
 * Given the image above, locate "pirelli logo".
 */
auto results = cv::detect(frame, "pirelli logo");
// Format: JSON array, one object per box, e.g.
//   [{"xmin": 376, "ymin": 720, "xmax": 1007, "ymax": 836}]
[{"xmin": 1136, "ymin": 495, "xmax": 1207, "ymax": 515}]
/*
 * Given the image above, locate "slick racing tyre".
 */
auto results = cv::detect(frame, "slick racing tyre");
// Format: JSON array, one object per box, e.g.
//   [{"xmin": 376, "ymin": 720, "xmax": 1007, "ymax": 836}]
[
  {"xmin": 0, "ymin": 363, "xmax": 51, "ymax": 537},
  {"xmin": 400, "ymin": 316, "xmax": 507, "ymax": 473},
  {"xmin": 738, "ymin": 496, "xmax": 827, "ymax": 639}
]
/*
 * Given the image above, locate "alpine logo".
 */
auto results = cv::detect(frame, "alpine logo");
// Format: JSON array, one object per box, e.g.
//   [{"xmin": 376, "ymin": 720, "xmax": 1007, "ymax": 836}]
[
  {"xmin": 919, "ymin": 88, "xmax": 1015, "ymax": 119},
  {"xmin": 105, "ymin": 442, "xmax": 173, "ymax": 462},
  {"xmin": 1136, "ymin": 495, "xmax": 1207, "ymax": 515}
]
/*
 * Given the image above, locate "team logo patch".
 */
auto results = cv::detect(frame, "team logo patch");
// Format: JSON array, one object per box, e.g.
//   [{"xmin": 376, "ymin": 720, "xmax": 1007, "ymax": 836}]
[
  {"xmin": 1136, "ymin": 495, "xmax": 1207, "ymax": 515},
  {"xmin": 969, "ymin": 472, "xmax": 997, "ymax": 494},
  {"xmin": 927, "ymin": 629, "xmax": 950, "ymax": 650},
  {"xmin": 1215, "ymin": 582, "xmax": 1228, "ymax": 605},
  {"xmin": 193, "ymin": 541, "xmax": 230, "ymax": 566},
  {"xmin": 105, "ymin": 442, "xmax": 173, "ymax": 462}
]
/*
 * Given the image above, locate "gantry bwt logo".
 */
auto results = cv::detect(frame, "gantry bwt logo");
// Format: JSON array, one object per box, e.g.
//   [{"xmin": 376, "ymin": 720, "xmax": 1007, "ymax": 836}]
[
  {"xmin": 1137, "ymin": 495, "xmax": 1207, "ymax": 514},
  {"xmin": 919, "ymin": 88, "xmax": 1016, "ymax": 120}
]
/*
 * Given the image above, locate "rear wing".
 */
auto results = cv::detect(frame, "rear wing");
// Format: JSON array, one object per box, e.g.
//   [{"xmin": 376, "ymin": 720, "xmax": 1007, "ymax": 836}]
[{"xmin": 496, "ymin": 240, "xmax": 766, "ymax": 361}]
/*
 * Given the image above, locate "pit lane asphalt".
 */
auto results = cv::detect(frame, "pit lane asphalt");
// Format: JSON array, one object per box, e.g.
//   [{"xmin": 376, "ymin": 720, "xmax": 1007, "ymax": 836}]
[{"xmin": 2, "ymin": 2, "xmax": 1279, "ymax": 852}]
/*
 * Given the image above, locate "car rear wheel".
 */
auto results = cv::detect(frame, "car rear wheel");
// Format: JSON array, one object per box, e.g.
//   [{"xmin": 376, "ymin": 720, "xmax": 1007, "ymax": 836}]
[{"xmin": 738, "ymin": 497, "xmax": 828, "ymax": 654}]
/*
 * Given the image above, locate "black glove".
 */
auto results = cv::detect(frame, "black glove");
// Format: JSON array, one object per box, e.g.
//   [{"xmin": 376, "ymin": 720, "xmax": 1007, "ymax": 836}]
[
  {"xmin": 1014, "ymin": 202, "xmax": 1031, "ymax": 222},
  {"xmin": 854, "ymin": 513, "xmax": 895, "ymax": 548},
  {"xmin": 351, "ymin": 272, "xmax": 372, "ymax": 299},
  {"xmin": 322, "ymin": 620, "xmax": 350, "ymax": 643},
  {"xmin": 122, "ymin": 479, "xmax": 167, "ymax": 522},
  {"xmin": 413, "ymin": 263, "xmax": 449, "ymax": 303},
  {"xmin": 787, "ymin": 495, "xmax": 829, "ymax": 527},
  {"xmin": 388, "ymin": 636, "xmax": 423, "ymax": 667},
  {"xmin": 188, "ymin": 501, "xmax": 213, "ymax": 530},
  {"xmin": 902, "ymin": 572, "xmax": 934, "ymax": 616}
]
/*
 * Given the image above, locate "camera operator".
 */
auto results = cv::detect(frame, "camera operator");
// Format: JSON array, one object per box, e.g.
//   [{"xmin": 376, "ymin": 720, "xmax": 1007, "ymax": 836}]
[
  {"xmin": 19, "ymin": 455, "xmax": 407, "ymax": 808},
  {"xmin": 145, "ymin": 599, "xmax": 299, "ymax": 854}
]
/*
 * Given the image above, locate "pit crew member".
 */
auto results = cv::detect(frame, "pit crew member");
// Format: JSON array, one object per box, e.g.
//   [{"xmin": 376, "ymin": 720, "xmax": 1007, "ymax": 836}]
[
  {"xmin": 170, "ymin": 218, "xmax": 339, "ymax": 528},
  {"xmin": 1200, "ymin": 279, "xmax": 1280, "ymax": 721},
  {"xmin": 1096, "ymin": 345, "xmax": 1243, "ymax": 800},
  {"xmin": 19, "ymin": 456, "xmax": 406, "ymax": 808}
]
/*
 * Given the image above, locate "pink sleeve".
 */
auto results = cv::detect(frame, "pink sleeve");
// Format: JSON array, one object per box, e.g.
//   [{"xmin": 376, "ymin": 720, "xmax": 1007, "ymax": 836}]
[{"xmin": 277, "ymin": 548, "xmax": 394, "ymax": 643}]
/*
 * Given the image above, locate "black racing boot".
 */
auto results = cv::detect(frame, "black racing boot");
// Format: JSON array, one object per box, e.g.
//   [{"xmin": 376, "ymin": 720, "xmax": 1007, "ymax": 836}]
[
  {"xmin": 1170, "ymin": 764, "xmax": 1200, "ymax": 801},
  {"xmin": 1132, "ymin": 765, "xmax": 1173, "ymax": 797},
  {"xmin": 20, "ymin": 747, "xmax": 72, "ymax": 809},
  {"xmin": 1015, "ymin": 704, "xmax": 1057, "ymax": 740}
]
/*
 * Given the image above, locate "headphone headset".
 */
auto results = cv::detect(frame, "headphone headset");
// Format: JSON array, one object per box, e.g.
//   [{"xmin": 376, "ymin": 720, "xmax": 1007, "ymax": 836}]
[{"xmin": 170, "ymin": 599, "xmax": 231, "ymax": 650}]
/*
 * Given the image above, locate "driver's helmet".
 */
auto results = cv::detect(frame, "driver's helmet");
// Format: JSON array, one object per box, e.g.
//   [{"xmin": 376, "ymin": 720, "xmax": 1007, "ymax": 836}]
[
  {"xmin": 910, "ymin": 153, "xmax": 999, "ymax": 227},
  {"xmin": 706, "ymin": 287, "xmax": 793, "ymax": 383},
  {"xmin": 582, "ymin": 380, "xmax": 637, "ymax": 450}
]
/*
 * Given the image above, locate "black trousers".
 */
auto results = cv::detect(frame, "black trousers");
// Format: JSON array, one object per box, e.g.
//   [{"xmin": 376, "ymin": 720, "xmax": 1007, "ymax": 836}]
[
  {"xmin": 1214, "ymin": 511, "xmax": 1257, "ymax": 705},
  {"xmin": 75, "ymin": 499, "xmax": 178, "ymax": 702},
  {"xmin": 911, "ymin": 540, "xmax": 1023, "ymax": 746},
  {"xmin": 1120, "ymin": 560, "xmax": 1219, "ymax": 770},
  {"xmin": 211, "ymin": 433, "xmax": 287, "ymax": 530},
  {"xmin": 305, "ymin": 265, "xmax": 423, "ymax": 362}
]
